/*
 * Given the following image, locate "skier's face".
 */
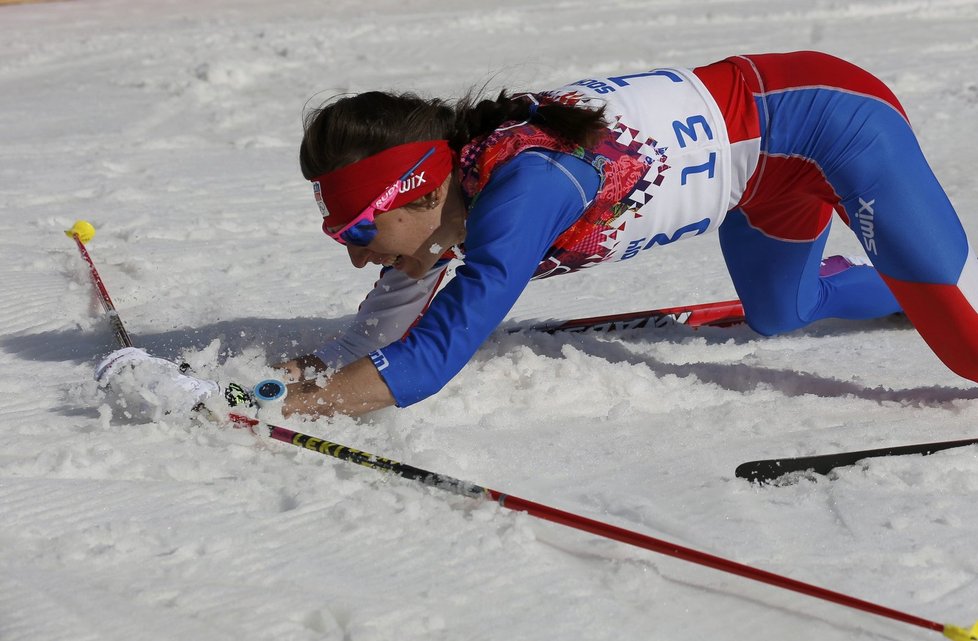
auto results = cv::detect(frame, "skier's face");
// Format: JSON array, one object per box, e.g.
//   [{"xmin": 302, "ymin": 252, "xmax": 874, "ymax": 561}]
[{"xmin": 344, "ymin": 176, "xmax": 465, "ymax": 279}]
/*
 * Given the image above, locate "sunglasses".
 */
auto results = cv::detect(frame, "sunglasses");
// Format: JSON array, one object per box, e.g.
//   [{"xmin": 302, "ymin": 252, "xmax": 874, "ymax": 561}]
[{"xmin": 322, "ymin": 146, "xmax": 436, "ymax": 247}]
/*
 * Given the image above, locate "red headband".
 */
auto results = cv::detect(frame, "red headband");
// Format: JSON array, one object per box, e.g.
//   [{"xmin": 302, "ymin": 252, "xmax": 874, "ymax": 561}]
[{"xmin": 311, "ymin": 140, "xmax": 454, "ymax": 228}]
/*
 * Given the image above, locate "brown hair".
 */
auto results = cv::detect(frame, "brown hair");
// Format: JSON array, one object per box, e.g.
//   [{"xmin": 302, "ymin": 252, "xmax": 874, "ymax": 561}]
[{"xmin": 299, "ymin": 89, "xmax": 607, "ymax": 180}]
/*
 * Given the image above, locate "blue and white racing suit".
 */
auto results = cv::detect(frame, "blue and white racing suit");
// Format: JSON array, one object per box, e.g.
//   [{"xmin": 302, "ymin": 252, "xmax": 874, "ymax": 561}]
[{"xmin": 316, "ymin": 52, "xmax": 975, "ymax": 407}]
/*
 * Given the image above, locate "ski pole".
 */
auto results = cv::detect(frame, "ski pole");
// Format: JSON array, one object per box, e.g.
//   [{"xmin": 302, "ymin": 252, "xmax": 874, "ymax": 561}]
[
  {"xmin": 65, "ymin": 220, "xmax": 133, "ymax": 349},
  {"xmin": 228, "ymin": 412, "xmax": 976, "ymax": 641}
]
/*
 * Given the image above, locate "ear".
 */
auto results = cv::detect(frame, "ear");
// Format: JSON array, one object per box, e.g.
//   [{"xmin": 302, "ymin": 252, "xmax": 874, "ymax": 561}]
[
  {"xmin": 425, "ymin": 174, "xmax": 453, "ymax": 209},
  {"xmin": 434, "ymin": 174, "xmax": 452, "ymax": 204}
]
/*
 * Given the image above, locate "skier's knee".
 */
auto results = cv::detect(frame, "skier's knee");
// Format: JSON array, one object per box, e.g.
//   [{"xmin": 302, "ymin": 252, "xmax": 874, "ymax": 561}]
[{"xmin": 744, "ymin": 311, "xmax": 805, "ymax": 336}]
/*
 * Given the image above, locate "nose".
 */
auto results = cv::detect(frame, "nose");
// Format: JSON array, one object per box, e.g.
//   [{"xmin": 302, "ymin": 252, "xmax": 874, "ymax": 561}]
[{"xmin": 347, "ymin": 245, "xmax": 371, "ymax": 268}]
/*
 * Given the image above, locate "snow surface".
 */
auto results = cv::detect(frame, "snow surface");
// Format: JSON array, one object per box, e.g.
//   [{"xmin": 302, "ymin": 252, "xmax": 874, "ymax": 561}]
[{"xmin": 2, "ymin": 1, "xmax": 978, "ymax": 639}]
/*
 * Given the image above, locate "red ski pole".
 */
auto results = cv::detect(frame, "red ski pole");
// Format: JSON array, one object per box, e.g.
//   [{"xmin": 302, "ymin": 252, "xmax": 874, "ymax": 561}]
[
  {"xmin": 229, "ymin": 412, "xmax": 977, "ymax": 640},
  {"xmin": 65, "ymin": 220, "xmax": 133, "ymax": 349}
]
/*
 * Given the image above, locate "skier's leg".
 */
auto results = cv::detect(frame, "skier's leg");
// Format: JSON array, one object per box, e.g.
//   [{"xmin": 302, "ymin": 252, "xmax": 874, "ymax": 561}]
[
  {"xmin": 719, "ymin": 207, "xmax": 900, "ymax": 336},
  {"xmin": 739, "ymin": 51, "xmax": 978, "ymax": 382}
]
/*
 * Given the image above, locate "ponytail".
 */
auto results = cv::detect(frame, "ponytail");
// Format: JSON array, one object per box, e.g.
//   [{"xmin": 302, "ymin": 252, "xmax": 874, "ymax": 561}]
[{"xmin": 451, "ymin": 90, "xmax": 607, "ymax": 151}]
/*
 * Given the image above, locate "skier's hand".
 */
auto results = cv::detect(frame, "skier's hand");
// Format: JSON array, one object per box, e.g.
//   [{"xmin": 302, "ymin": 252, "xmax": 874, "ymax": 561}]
[{"xmin": 273, "ymin": 353, "xmax": 328, "ymax": 382}]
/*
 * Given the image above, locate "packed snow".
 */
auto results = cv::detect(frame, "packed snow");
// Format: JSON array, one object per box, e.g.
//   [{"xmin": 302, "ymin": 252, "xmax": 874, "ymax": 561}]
[{"xmin": 2, "ymin": 1, "xmax": 978, "ymax": 640}]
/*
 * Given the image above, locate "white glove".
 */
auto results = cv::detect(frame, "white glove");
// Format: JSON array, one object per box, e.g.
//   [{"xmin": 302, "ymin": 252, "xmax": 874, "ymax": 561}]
[{"xmin": 95, "ymin": 347, "xmax": 219, "ymax": 421}]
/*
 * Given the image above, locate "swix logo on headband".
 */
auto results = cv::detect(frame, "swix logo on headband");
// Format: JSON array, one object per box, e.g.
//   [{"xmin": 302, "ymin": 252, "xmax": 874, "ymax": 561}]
[
  {"xmin": 401, "ymin": 171, "xmax": 426, "ymax": 192},
  {"xmin": 373, "ymin": 171, "xmax": 427, "ymax": 211}
]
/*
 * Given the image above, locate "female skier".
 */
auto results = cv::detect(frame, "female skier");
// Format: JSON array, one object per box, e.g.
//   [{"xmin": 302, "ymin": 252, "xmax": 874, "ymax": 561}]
[{"xmin": 97, "ymin": 51, "xmax": 978, "ymax": 419}]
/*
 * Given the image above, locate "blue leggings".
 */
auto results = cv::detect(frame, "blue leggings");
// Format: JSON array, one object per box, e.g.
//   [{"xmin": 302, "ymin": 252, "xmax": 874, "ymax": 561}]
[
  {"xmin": 720, "ymin": 211, "xmax": 899, "ymax": 336},
  {"xmin": 717, "ymin": 52, "xmax": 978, "ymax": 381}
]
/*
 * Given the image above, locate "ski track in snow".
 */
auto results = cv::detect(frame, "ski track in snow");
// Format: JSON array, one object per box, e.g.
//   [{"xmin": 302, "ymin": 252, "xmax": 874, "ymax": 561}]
[{"xmin": 2, "ymin": 0, "xmax": 978, "ymax": 640}]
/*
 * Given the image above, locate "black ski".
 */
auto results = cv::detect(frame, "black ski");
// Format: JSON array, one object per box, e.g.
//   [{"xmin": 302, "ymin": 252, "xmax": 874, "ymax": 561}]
[{"xmin": 736, "ymin": 438, "xmax": 978, "ymax": 483}]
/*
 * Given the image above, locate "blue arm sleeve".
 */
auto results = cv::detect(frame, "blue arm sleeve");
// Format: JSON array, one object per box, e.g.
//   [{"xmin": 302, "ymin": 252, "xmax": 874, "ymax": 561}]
[{"xmin": 371, "ymin": 150, "xmax": 600, "ymax": 407}]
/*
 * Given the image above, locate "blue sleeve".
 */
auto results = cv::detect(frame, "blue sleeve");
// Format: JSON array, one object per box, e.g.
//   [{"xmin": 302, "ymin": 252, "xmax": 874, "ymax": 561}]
[{"xmin": 370, "ymin": 149, "xmax": 600, "ymax": 407}]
